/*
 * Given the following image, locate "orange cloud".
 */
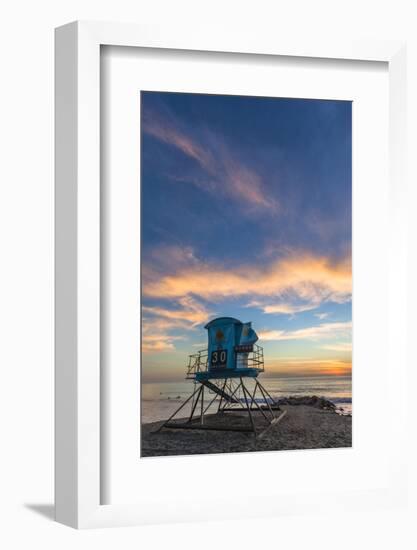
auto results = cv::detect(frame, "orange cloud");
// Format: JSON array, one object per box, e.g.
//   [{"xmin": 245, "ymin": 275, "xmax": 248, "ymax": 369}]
[
  {"xmin": 143, "ymin": 252, "xmax": 351, "ymax": 307},
  {"xmin": 143, "ymin": 296, "xmax": 211, "ymax": 328},
  {"xmin": 141, "ymin": 332, "xmax": 184, "ymax": 353},
  {"xmin": 142, "ymin": 296, "xmax": 212, "ymax": 353}
]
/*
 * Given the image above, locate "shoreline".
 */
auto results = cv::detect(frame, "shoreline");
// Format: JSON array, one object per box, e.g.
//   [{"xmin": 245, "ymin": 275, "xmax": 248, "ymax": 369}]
[
  {"xmin": 141, "ymin": 393, "xmax": 352, "ymax": 426},
  {"xmin": 141, "ymin": 402, "xmax": 352, "ymax": 458}
]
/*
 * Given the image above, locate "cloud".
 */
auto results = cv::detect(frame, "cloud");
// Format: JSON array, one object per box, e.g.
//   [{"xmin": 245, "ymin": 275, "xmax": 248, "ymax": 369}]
[
  {"xmin": 141, "ymin": 332, "xmax": 184, "ymax": 353},
  {"xmin": 142, "ymin": 341, "xmax": 174, "ymax": 352},
  {"xmin": 147, "ymin": 245, "xmax": 200, "ymax": 271},
  {"xmin": 259, "ymin": 321, "xmax": 352, "ymax": 342},
  {"xmin": 262, "ymin": 303, "xmax": 317, "ymax": 315},
  {"xmin": 142, "ymin": 114, "xmax": 215, "ymax": 173},
  {"xmin": 142, "ymin": 109, "xmax": 278, "ymax": 213},
  {"xmin": 247, "ymin": 300, "xmax": 319, "ymax": 315},
  {"xmin": 320, "ymin": 342, "xmax": 352, "ymax": 352},
  {"xmin": 143, "ymin": 250, "xmax": 351, "ymax": 308},
  {"xmin": 314, "ymin": 312, "xmax": 329, "ymax": 320},
  {"xmin": 143, "ymin": 296, "xmax": 211, "ymax": 328},
  {"xmin": 142, "ymin": 296, "xmax": 212, "ymax": 353},
  {"xmin": 220, "ymin": 155, "xmax": 278, "ymax": 211}
]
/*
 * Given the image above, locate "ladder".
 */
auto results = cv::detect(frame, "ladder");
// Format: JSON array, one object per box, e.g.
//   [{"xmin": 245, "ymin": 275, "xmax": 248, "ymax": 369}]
[{"xmin": 201, "ymin": 379, "xmax": 239, "ymax": 403}]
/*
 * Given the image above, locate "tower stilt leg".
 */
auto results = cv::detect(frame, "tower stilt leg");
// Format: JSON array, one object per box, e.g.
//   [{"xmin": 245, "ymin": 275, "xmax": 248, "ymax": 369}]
[
  {"xmin": 155, "ymin": 376, "xmax": 285, "ymax": 436},
  {"xmin": 200, "ymin": 385, "xmax": 204, "ymax": 425},
  {"xmin": 156, "ymin": 385, "xmax": 201, "ymax": 432},
  {"xmin": 247, "ymin": 381, "xmax": 270, "ymax": 421},
  {"xmin": 240, "ymin": 377, "xmax": 256, "ymax": 435},
  {"xmin": 256, "ymin": 381, "xmax": 278, "ymax": 419},
  {"xmin": 188, "ymin": 385, "xmax": 203, "ymax": 422}
]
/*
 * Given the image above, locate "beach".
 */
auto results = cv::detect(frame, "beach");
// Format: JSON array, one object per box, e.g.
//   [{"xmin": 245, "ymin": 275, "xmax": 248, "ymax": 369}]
[
  {"xmin": 141, "ymin": 402, "xmax": 352, "ymax": 457},
  {"xmin": 141, "ymin": 376, "xmax": 352, "ymax": 425}
]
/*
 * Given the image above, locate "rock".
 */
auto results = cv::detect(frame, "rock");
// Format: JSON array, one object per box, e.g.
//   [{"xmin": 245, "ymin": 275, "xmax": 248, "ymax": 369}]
[{"xmin": 277, "ymin": 395, "xmax": 336, "ymax": 410}]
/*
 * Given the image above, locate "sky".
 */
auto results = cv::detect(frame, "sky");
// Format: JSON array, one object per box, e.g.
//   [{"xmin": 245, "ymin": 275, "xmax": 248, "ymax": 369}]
[{"xmin": 141, "ymin": 91, "xmax": 352, "ymax": 383}]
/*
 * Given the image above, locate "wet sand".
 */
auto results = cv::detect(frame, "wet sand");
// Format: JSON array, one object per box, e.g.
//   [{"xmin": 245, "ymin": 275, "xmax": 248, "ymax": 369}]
[{"xmin": 141, "ymin": 405, "xmax": 352, "ymax": 457}]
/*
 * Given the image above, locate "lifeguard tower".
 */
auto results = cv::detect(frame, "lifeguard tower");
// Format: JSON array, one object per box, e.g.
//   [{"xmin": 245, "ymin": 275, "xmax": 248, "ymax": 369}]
[{"xmin": 158, "ymin": 317, "xmax": 286, "ymax": 436}]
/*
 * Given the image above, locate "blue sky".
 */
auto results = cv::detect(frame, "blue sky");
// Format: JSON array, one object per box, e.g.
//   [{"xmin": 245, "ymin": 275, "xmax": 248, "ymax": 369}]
[{"xmin": 141, "ymin": 91, "xmax": 352, "ymax": 383}]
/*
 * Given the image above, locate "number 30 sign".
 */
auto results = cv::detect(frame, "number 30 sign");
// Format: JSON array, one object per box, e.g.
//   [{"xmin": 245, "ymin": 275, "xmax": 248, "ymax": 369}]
[{"xmin": 211, "ymin": 349, "xmax": 227, "ymax": 367}]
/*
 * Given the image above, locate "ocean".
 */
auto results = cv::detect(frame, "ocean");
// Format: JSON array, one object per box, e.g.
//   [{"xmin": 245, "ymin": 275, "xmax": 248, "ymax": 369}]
[{"xmin": 141, "ymin": 375, "xmax": 352, "ymax": 424}]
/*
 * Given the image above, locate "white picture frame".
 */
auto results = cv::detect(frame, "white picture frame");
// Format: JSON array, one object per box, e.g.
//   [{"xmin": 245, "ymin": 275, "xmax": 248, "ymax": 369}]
[{"xmin": 55, "ymin": 21, "xmax": 407, "ymax": 529}]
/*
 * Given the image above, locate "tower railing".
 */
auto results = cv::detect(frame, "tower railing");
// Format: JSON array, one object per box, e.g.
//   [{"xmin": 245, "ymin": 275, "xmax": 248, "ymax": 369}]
[
  {"xmin": 186, "ymin": 349, "xmax": 208, "ymax": 379},
  {"xmin": 248, "ymin": 344, "xmax": 265, "ymax": 371},
  {"xmin": 185, "ymin": 345, "xmax": 264, "ymax": 379}
]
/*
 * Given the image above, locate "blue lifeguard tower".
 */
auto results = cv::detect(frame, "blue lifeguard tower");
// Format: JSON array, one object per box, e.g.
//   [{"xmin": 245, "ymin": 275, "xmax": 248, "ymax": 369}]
[{"xmin": 158, "ymin": 317, "xmax": 286, "ymax": 436}]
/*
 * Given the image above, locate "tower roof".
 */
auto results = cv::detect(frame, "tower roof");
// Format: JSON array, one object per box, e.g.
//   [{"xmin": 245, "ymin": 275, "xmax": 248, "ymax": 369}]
[{"xmin": 204, "ymin": 317, "xmax": 242, "ymax": 329}]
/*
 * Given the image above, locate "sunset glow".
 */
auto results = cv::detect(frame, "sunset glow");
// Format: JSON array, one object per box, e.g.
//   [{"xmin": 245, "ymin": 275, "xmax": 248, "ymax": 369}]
[{"xmin": 141, "ymin": 92, "xmax": 352, "ymax": 383}]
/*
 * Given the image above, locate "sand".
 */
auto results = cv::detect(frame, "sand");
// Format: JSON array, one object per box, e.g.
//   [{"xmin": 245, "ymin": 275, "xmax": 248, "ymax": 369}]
[{"xmin": 141, "ymin": 405, "xmax": 352, "ymax": 457}]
